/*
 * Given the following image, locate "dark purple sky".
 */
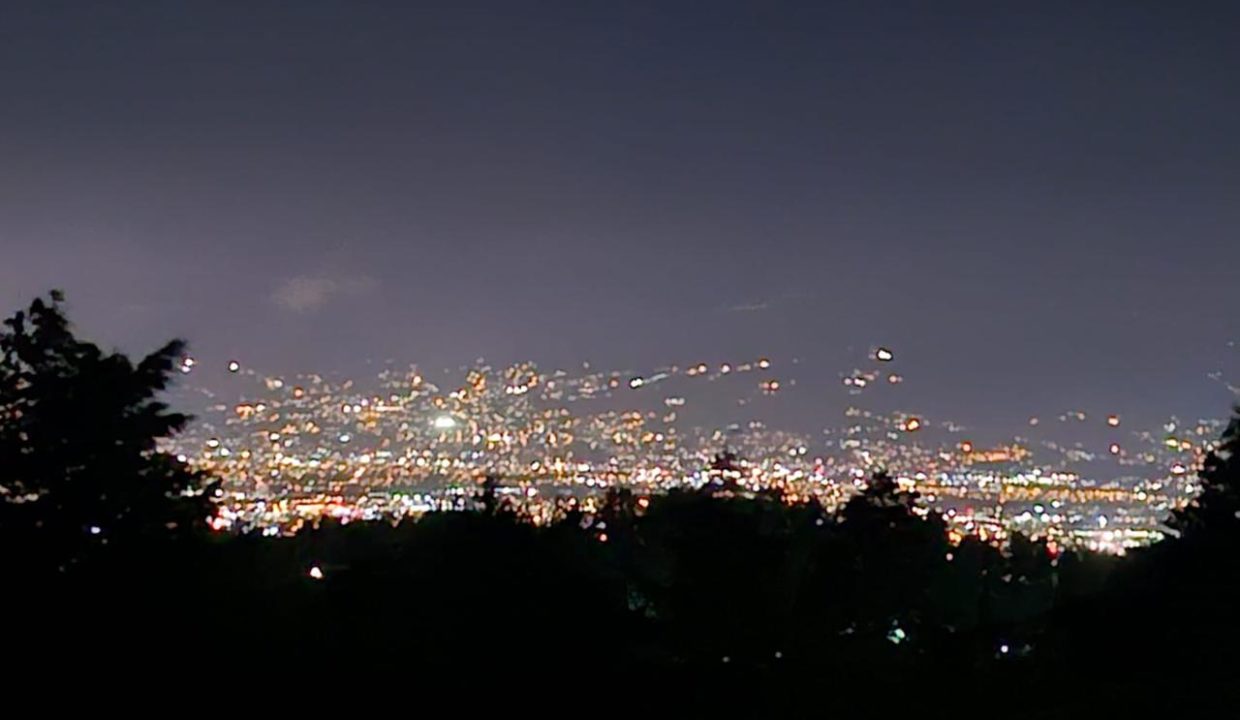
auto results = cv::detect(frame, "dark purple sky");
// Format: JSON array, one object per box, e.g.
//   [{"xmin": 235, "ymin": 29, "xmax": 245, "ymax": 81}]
[{"xmin": 2, "ymin": 1, "xmax": 1237, "ymax": 434}]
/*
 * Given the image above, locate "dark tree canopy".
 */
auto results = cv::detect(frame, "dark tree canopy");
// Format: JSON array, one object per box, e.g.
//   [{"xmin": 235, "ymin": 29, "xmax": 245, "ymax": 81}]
[
  {"xmin": 1170, "ymin": 407, "xmax": 1240, "ymax": 541},
  {"xmin": 0, "ymin": 291, "xmax": 215, "ymax": 573}
]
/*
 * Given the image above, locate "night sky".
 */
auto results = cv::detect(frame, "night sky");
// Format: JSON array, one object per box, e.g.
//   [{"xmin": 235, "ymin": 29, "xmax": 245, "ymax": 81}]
[{"xmin": 2, "ymin": 1, "xmax": 1237, "ymax": 436}]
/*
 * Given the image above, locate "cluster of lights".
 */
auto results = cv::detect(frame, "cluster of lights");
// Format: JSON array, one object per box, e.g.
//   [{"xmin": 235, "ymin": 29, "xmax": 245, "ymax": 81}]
[{"xmin": 169, "ymin": 347, "xmax": 1220, "ymax": 551}]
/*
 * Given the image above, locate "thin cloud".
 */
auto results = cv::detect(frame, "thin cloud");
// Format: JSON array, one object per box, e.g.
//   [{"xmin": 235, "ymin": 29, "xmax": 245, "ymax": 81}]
[
  {"xmin": 271, "ymin": 274, "xmax": 378, "ymax": 312},
  {"xmin": 725, "ymin": 289, "xmax": 817, "ymax": 314}
]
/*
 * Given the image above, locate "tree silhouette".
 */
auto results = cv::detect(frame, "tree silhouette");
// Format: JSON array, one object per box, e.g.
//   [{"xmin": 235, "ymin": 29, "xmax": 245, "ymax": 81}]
[
  {"xmin": 476, "ymin": 473, "xmax": 503, "ymax": 515},
  {"xmin": 831, "ymin": 471, "xmax": 950, "ymax": 642},
  {"xmin": 0, "ymin": 291, "xmax": 215, "ymax": 574},
  {"xmin": 1169, "ymin": 407, "xmax": 1240, "ymax": 542},
  {"xmin": 1034, "ymin": 411, "xmax": 1240, "ymax": 714},
  {"xmin": 702, "ymin": 448, "xmax": 744, "ymax": 494}
]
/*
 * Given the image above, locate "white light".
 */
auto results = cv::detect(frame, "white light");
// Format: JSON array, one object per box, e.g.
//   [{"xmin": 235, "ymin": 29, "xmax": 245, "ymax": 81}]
[
  {"xmin": 433, "ymin": 415, "xmax": 457, "ymax": 429},
  {"xmin": 89, "ymin": 526, "xmax": 101, "ymax": 535},
  {"xmin": 308, "ymin": 566, "xmax": 324, "ymax": 580},
  {"xmin": 875, "ymin": 347, "xmax": 894, "ymax": 362},
  {"xmin": 227, "ymin": 360, "xmax": 241, "ymax": 373}
]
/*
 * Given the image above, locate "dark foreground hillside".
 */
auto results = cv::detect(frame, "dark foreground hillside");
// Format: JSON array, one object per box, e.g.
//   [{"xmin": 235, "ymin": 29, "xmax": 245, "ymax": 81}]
[{"xmin": 3, "ymin": 294, "xmax": 1239, "ymax": 714}]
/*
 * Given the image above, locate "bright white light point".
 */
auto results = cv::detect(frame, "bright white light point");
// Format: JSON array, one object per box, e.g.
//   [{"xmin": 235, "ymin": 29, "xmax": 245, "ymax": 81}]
[
  {"xmin": 629, "ymin": 377, "xmax": 644, "ymax": 389},
  {"xmin": 875, "ymin": 347, "xmax": 894, "ymax": 362},
  {"xmin": 433, "ymin": 415, "xmax": 457, "ymax": 429},
  {"xmin": 999, "ymin": 644, "xmax": 1010, "ymax": 654},
  {"xmin": 89, "ymin": 526, "xmax": 101, "ymax": 535},
  {"xmin": 308, "ymin": 566, "xmax": 324, "ymax": 580},
  {"xmin": 227, "ymin": 361, "xmax": 241, "ymax": 373}
]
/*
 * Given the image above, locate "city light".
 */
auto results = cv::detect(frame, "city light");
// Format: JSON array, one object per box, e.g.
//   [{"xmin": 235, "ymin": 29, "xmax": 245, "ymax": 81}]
[{"xmin": 167, "ymin": 352, "xmax": 1218, "ymax": 553}]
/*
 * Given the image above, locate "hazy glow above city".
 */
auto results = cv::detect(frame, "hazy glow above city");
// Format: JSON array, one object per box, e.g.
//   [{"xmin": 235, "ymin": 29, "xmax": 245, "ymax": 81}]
[{"xmin": 2, "ymin": 2, "xmax": 1237, "ymax": 443}]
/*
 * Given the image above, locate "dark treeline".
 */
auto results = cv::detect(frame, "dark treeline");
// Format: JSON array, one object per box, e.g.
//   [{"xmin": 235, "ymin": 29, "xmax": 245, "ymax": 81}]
[{"xmin": 3, "ymin": 293, "xmax": 1238, "ymax": 713}]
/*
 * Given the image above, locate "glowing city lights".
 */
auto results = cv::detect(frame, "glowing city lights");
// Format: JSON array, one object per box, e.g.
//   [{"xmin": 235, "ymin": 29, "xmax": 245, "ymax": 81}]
[{"xmin": 171, "ymin": 351, "xmax": 1216, "ymax": 553}]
